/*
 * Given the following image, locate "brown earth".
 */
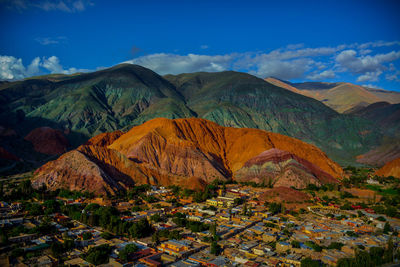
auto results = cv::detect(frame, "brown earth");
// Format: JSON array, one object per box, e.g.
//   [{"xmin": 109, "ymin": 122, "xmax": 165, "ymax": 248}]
[
  {"xmin": 33, "ymin": 118, "xmax": 343, "ymax": 195},
  {"xmin": 84, "ymin": 130, "xmax": 124, "ymax": 147},
  {"xmin": 375, "ymin": 157, "xmax": 400, "ymax": 178},
  {"xmin": 264, "ymin": 77, "xmax": 302, "ymax": 94},
  {"xmin": 260, "ymin": 187, "xmax": 311, "ymax": 203}
]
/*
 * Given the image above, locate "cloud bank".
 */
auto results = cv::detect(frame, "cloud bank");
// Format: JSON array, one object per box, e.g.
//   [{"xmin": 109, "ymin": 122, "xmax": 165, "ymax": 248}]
[
  {"xmin": 1, "ymin": 41, "xmax": 400, "ymax": 89},
  {"xmin": 0, "ymin": 55, "xmax": 86, "ymax": 80}
]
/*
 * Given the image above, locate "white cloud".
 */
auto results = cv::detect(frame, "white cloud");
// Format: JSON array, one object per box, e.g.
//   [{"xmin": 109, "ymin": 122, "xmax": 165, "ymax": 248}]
[
  {"xmin": 307, "ymin": 70, "xmax": 336, "ymax": 80},
  {"xmin": 359, "ymin": 49, "xmax": 372, "ymax": 55},
  {"xmin": 3, "ymin": 0, "xmax": 93, "ymax": 12},
  {"xmin": 356, "ymin": 71, "xmax": 382, "ymax": 82},
  {"xmin": 286, "ymin": 43, "xmax": 305, "ymax": 50},
  {"xmin": 385, "ymin": 64, "xmax": 400, "ymax": 82},
  {"xmin": 358, "ymin": 41, "xmax": 400, "ymax": 50},
  {"xmin": 362, "ymin": 84, "xmax": 382, "ymax": 89},
  {"xmin": 0, "ymin": 55, "xmax": 85, "ymax": 80},
  {"xmin": 125, "ymin": 53, "xmax": 236, "ymax": 75},
  {"xmin": 0, "ymin": 56, "xmax": 42, "ymax": 80},
  {"xmin": 200, "ymin": 45, "xmax": 209, "ymax": 49},
  {"xmin": 336, "ymin": 50, "xmax": 400, "ymax": 74},
  {"xmin": 35, "ymin": 36, "xmax": 67, "ymax": 45},
  {"xmin": 2, "ymin": 40, "xmax": 400, "ymax": 85},
  {"xmin": 247, "ymin": 58, "xmax": 314, "ymax": 80}
]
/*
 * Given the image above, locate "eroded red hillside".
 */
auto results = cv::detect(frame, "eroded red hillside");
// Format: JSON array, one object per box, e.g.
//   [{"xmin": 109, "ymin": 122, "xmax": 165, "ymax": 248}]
[
  {"xmin": 235, "ymin": 148, "xmax": 338, "ymax": 189},
  {"xmin": 33, "ymin": 118, "xmax": 343, "ymax": 195},
  {"xmin": 375, "ymin": 157, "xmax": 400, "ymax": 178}
]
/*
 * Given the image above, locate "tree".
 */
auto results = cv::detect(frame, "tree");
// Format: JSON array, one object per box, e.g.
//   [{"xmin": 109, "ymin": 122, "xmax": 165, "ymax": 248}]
[
  {"xmin": 385, "ymin": 206, "xmax": 397, "ymax": 218},
  {"xmin": 300, "ymin": 257, "xmax": 319, "ymax": 267},
  {"xmin": 169, "ymin": 230, "xmax": 181, "ymax": 240},
  {"xmin": 119, "ymin": 244, "xmax": 139, "ymax": 261},
  {"xmin": 291, "ymin": 240, "xmax": 300, "ymax": 248},
  {"xmin": 27, "ymin": 203, "xmax": 43, "ymax": 216},
  {"xmin": 51, "ymin": 242, "xmax": 65, "ymax": 258},
  {"xmin": 10, "ymin": 248, "xmax": 24, "ymax": 259},
  {"xmin": 152, "ymin": 232, "xmax": 160, "ymax": 245},
  {"xmin": 234, "ymin": 198, "xmax": 244, "ymax": 206},
  {"xmin": 268, "ymin": 202, "xmax": 282, "ymax": 215},
  {"xmin": 43, "ymin": 199, "xmax": 60, "ymax": 214},
  {"xmin": 101, "ymin": 232, "xmax": 113, "ymax": 240},
  {"xmin": 327, "ymin": 242, "xmax": 344, "ymax": 250},
  {"xmin": 336, "ymin": 257, "xmax": 356, "ymax": 267},
  {"xmin": 355, "ymin": 249, "xmax": 372, "ymax": 267},
  {"xmin": 247, "ymin": 206, "xmax": 252, "ymax": 216},
  {"xmin": 210, "ymin": 222, "xmax": 217, "ymax": 238},
  {"xmin": 242, "ymin": 203, "xmax": 247, "ymax": 216},
  {"xmin": 85, "ymin": 244, "xmax": 111, "ymax": 265},
  {"xmin": 150, "ymin": 214, "xmax": 162, "ymax": 222},
  {"xmin": 82, "ymin": 232, "xmax": 93, "ymax": 240},
  {"xmin": 369, "ymin": 246, "xmax": 384, "ymax": 266},
  {"xmin": 210, "ymin": 241, "xmax": 220, "ymax": 255},
  {"xmin": 376, "ymin": 216, "xmax": 386, "ymax": 222},
  {"xmin": 0, "ymin": 229, "xmax": 8, "ymax": 246},
  {"xmin": 383, "ymin": 236, "xmax": 394, "ymax": 263},
  {"xmin": 383, "ymin": 222, "xmax": 392, "ymax": 234}
]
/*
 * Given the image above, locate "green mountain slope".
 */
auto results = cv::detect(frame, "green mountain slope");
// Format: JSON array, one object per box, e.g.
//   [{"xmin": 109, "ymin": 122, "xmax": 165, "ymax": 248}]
[{"xmin": 0, "ymin": 64, "xmax": 193, "ymax": 139}]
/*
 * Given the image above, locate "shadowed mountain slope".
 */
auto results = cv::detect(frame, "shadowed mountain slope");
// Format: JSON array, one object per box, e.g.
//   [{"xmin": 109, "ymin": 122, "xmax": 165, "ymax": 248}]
[{"xmin": 0, "ymin": 64, "xmax": 390, "ymax": 168}]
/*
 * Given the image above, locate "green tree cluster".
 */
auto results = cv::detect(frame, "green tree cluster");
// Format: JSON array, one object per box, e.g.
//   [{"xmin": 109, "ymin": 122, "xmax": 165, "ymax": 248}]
[{"xmin": 85, "ymin": 244, "xmax": 111, "ymax": 265}]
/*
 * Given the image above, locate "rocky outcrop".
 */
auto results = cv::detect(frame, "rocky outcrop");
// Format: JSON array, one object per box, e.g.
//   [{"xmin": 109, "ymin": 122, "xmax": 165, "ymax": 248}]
[
  {"xmin": 24, "ymin": 127, "xmax": 69, "ymax": 155},
  {"xmin": 33, "ymin": 118, "xmax": 343, "ymax": 195},
  {"xmin": 375, "ymin": 157, "xmax": 400, "ymax": 178},
  {"xmin": 0, "ymin": 146, "xmax": 19, "ymax": 161},
  {"xmin": 235, "ymin": 149, "xmax": 338, "ymax": 189},
  {"xmin": 33, "ymin": 150, "xmax": 128, "ymax": 195}
]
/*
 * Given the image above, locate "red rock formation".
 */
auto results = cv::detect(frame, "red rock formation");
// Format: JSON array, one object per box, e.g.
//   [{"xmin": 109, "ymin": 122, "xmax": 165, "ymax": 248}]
[
  {"xmin": 24, "ymin": 127, "xmax": 69, "ymax": 155},
  {"xmin": 0, "ymin": 126, "xmax": 17, "ymax": 137},
  {"xmin": 0, "ymin": 146, "xmax": 19, "ymax": 161},
  {"xmin": 33, "ymin": 150, "xmax": 128, "ymax": 195},
  {"xmin": 235, "ymin": 148, "xmax": 338, "ymax": 189},
  {"xmin": 33, "ymin": 118, "xmax": 343, "ymax": 195},
  {"xmin": 84, "ymin": 130, "xmax": 124, "ymax": 147},
  {"xmin": 375, "ymin": 157, "xmax": 400, "ymax": 178},
  {"xmin": 110, "ymin": 118, "xmax": 343, "ymax": 178}
]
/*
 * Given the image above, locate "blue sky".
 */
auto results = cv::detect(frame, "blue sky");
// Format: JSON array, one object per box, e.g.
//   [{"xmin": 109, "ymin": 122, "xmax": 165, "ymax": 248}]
[{"xmin": 1, "ymin": 0, "xmax": 400, "ymax": 91}]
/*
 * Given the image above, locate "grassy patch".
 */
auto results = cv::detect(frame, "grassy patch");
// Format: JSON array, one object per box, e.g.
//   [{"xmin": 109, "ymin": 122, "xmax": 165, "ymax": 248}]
[{"xmin": 365, "ymin": 185, "xmax": 399, "ymax": 196}]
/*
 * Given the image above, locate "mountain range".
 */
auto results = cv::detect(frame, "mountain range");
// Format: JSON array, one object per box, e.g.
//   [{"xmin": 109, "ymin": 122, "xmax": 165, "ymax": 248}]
[
  {"xmin": 0, "ymin": 63, "xmax": 399, "ymax": 176},
  {"xmin": 265, "ymin": 77, "xmax": 400, "ymax": 113}
]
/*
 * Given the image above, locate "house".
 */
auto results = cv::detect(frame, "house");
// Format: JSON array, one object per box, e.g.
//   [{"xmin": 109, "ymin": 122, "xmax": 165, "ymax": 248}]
[
  {"xmin": 158, "ymin": 240, "xmax": 191, "ymax": 257},
  {"xmin": 282, "ymin": 254, "xmax": 302, "ymax": 267},
  {"xmin": 138, "ymin": 253, "xmax": 163, "ymax": 267},
  {"xmin": 276, "ymin": 241, "xmax": 292, "ymax": 253},
  {"xmin": 35, "ymin": 255, "xmax": 58, "ymax": 267},
  {"xmin": 171, "ymin": 259, "xmax": 201, "ymax": 267}
]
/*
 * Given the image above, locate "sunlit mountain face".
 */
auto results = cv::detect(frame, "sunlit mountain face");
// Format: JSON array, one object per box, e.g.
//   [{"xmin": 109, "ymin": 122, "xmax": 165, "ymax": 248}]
[{"xmin": 0, "ymin": 2, "xmax": 399, "ymax": 266}]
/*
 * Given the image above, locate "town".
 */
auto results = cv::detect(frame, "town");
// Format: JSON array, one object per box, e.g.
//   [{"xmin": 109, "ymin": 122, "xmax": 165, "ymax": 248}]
[{"xmin": 0, "ymin": 167, "xmax": 399, "ymax": 267}]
